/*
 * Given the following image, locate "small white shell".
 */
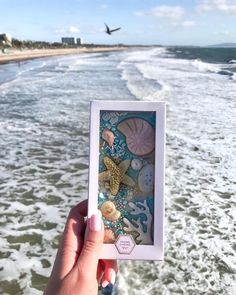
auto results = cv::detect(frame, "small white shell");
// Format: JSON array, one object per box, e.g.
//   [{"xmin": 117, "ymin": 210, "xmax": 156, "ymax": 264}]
[
  {"xmin": 131, "ymin": 159, "xmax": 142, "ymax": 171},
  {"xmin": 138, "ymin": 164, "xmax": 154, "ymax": 193},
  {"xmin": 108, "ymin": 193, "xmax": 116, "ymax": 200},
  {"xmin": 99, "ymin": 192, "xmax": 105, "ymax": 199}
]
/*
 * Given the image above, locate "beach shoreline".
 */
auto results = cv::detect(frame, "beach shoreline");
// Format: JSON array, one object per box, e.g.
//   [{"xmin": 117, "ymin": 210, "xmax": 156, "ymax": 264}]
[{"xmin": 0, "ymin": 47, "xmax": 127, "ymax": 65}]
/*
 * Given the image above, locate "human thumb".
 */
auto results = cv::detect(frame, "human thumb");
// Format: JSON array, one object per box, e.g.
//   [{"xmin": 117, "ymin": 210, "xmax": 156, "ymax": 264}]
[{"xmin": 76, "ymin": 211, "xmax": 104, "ymax": 278}]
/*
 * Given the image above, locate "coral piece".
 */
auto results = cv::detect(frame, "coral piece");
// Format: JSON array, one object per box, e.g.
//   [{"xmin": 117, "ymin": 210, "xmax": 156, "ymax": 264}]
[
  {"xmin": 104, "ymin": 229, "xmax": 116, "ymax": 243},
  {"xmin": 102, "ymin": 128, "xmax": 115, "ymax": 147},
  {"xmin": 102, "ymin": 112, "xmax": 120, "ymax": 124},
  {"xmin": 123, "ymin": 200, "xmax": 153, "ymax": 245},
  {"xmin": 131, "ymin": 158, "xmax": 142, "ymax": 171},
  {"xmin": 100, "ymin": 200, "xmax": 121, "ymax": 221},
  {"xmin": 138, "ymin": 164, "xmax": 154, "ymax": 193},
  {"xmin": 99, "ymin": 156, "xmax": 135, "ymax": 195},
  {"xmin": 126, "ymin": 189, "xmax": 134, "ymax": 201},
  {"xmin": 117, "ymin": 118, "xmax": 155, "ymax": 156}
]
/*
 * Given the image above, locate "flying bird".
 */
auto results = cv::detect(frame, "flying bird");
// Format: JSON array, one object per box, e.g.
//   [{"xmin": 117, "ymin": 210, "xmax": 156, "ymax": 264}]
[{"xmin": 104, "ymin": 23, "xmax": 121, "ymax": 35}]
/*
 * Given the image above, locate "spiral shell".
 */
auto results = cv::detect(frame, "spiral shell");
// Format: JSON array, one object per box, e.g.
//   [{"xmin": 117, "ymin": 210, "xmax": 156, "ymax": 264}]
[
  {"xmin": 117, "ymin": 118, "xmax": 154, "ymax": 156},
  {"xmin": 104, "ymin": 229, "xmax": 116, "ymax": 244},
  {"xmin": 102, "ymin": 128, "xmax": 115, "ymax": 147},
  {"xmin": 100, "ymin": 201, "xmax": 121, "ymax": 221}
]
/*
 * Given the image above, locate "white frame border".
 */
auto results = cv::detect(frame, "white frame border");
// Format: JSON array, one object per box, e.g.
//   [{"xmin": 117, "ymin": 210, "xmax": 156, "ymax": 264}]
[{"xmin": 88, "ymin": 100, "xmax": 165, "ymax": 260}]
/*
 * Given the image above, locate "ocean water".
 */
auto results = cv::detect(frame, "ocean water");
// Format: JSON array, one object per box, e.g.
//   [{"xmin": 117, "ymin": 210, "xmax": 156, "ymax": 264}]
[{"xmin": 0, "ymin": 47, "xmax": 235, "ymax": 295}]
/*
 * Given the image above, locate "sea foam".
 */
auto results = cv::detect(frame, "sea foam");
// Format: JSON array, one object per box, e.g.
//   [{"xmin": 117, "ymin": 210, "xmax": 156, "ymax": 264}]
[{"xmin": 0, "ymin": 48, "xmax": 235, "ymax": 295}]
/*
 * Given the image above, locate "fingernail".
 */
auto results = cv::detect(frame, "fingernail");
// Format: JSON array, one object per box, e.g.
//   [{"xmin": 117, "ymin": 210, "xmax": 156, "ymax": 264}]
[
  {"xmin": 110, "ymin": 270, "xmax": 116, "ymax": 285},
  {"xmin": 102, "ymin": 280, "xmax": 109, "ymax": 288},
  {"xmin": 89, "ymin": 213, "xmax": 101, "ymax": 232}
]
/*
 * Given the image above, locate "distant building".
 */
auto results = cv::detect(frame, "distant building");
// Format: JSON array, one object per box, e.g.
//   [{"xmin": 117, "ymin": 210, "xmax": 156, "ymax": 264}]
[
  {"xmin": 0, "ymin": 33, "xmax": 12, "ymax": 47},
  {"xmin": 61, "ymin": 37, "xmax": 76, "ymax": 45},
  {"xmin": 76, "ymin": 38, "xmax": 83, "ymax": 45}
]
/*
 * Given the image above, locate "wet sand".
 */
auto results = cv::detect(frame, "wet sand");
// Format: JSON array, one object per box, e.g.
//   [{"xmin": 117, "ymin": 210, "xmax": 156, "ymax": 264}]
[{"xmin": 0, "ymin": 47, "xmax": 127, "ymax": 64}]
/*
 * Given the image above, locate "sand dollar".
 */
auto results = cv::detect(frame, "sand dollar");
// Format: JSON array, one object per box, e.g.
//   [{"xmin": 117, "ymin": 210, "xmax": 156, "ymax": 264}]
[
  {"xmin": 117, "ymin": 118, "xmax": 155, "ymax": 156},
  {"xmin": 138, "ymin": 164, "xmax": 154, "ymax": 193}
]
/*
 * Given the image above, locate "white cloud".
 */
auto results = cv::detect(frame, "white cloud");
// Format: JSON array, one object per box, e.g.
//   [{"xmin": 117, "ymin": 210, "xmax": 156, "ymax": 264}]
[
  {"xmin": 135, "ymin": 5, "xmax": 196, "ymax": 29},
  {"xmin": 150, "ymin": 5, "xmax": 185, "ymax": 21},
  {"xmin": 196, "ymin": 0, "xmax": 236, "ymax": 15},
  {"xmin": 214, "ymin": 29, "xmax": 230, "ymax": 35},
  {"xmin": 55, "ymin": 26, "xmax": 80, "ymax": 35},
  {"xmin": 181, "ymin": 20, "xmax": 196, "ymax": 27},
  {"xmin": 68, "ymin": 26, "xmax": 79, "ymax": 33},
  {"xmin": 134, "ymin": 11, "xmax": 144, "ymax": 16},
  {"xmin": 55, "ymin": 28, "xmax": 66, "ymax": 34},
  {"xmin": 135, "ymin": 5, "xmax": 185, "ymax": 21},
  {"xmin": 84, "ymin": 27, "xmax": 104, "ymax": 34}
]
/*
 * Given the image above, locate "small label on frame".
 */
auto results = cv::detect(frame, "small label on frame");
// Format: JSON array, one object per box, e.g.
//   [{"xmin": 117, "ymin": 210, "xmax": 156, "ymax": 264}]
[{"xmin": 115, "ymin": 234, "xmax": 136, "ymax": 254}]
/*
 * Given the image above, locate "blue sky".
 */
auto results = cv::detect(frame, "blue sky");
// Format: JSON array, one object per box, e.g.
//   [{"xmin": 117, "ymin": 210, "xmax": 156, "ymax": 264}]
[{"xmin": 1, "ymin": 0, "xmax": 236, "ymax": 45}]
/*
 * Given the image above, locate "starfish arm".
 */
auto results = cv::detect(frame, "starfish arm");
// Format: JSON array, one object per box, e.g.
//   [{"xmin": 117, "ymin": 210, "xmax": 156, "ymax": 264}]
[
  {"xmin": 122, "ymin": 174, "xmax": 135, "ymax": 187},
  {"xmin": 118, "ymin": 159, "xmax": 130, "ymax": 174},
  {"xmin": 104, "ymin": 156, "xmax": 117, "ymax": 171},
  {"xmin": 99, "ymin": 171, "xmax": 111, "ymax": 181},
  {"xmin": 110, "ymin": 176, "xmax": 120, "ymax": 195}
]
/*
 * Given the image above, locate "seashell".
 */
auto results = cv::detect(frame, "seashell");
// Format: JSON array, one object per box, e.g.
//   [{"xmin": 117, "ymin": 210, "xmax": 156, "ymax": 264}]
[
  {"xmin": 100, "ymin": 200, "xmax": 121, "ymax": 221},
  {"xmin": 108, "ymin": 193, "xmax": 115, "ymax": 201},
  {"xmin": 102, "ymin": 128, "xmax": 115, "ymax": 147},
  {"xmin": 131, "ymin": 158, "xmax": 142, "ymax": 171},
  {"xmin": 138, "ymin": 164, "xmax": 154, "ymax": 193},
  {"xmin": 117, "ymin": 118, "xmax": 155, "ymax": 156},
  {"xmin": 99, "ymin": 192, "xmax": 105, "ymax": 199},
  {"xmin": 104, "ymin": 229, "xmax": 116, "ymax": 243}
]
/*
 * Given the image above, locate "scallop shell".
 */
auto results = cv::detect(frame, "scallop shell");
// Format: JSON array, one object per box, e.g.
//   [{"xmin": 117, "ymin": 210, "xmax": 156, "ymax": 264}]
[
  {"xmin": 138, "ymin": 164, "xmax": 154, "ymax": 193},
  {"xmin": 117, "ymin": 118, "xmax": 154, "ymax": 156},
  {"xmin": 131, "ymin": 158, "xmax": 142, "ymax": 171},
  {"xmin": 104, "ymin": 229, "xmax": 116, "ymax": 244},
  {"xmin": 102, "ymin": 128, "xmax": 115, "ymax": 147},
  {"xmin": 100, "ymin": 201, "xmax": 121, "ymax": 221}
]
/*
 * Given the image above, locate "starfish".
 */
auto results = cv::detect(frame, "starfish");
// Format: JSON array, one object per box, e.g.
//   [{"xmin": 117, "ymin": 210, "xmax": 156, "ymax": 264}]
[{"xmin": 99, "ymin": 156, "xmax": 135, "ymax": 195}]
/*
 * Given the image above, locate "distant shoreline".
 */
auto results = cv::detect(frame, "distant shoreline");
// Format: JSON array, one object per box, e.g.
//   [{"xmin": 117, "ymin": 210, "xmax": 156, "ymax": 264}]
[{"xmin": 0, "ymin": 47, "xmax": 128, "ymax": 65}]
